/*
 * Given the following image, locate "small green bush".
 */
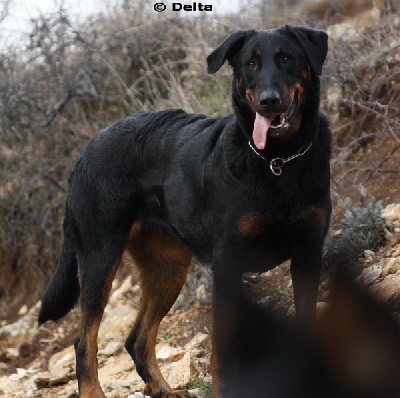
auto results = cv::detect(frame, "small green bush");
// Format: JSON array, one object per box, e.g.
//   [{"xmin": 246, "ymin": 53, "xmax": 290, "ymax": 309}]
[
  {"xmin": 338, "ymin": 187, "xmax": 384, "ymax": 256},
  {"xmin": 323, "ymin": 188, "xmax": 384, "ymax": 274},
  {"xmin": 186, "ymin": 378, "xmax": 213, "ymax": 397}
]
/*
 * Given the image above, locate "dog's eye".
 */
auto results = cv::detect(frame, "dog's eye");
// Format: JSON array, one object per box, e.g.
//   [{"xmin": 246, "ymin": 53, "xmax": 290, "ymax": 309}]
[
  {"xmin": 246, "ymin": 60, "xmax": 256, "ymax": 69},
  {"xmin": 281, "ymin": 55, "xmax": 292, "ymax": 64}
]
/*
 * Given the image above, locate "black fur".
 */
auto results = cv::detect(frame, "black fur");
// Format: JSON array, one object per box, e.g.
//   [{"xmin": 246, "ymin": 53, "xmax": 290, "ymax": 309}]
[{"xmin": 39, "ymin": 25, "xmax": 331, "ymax": 397}]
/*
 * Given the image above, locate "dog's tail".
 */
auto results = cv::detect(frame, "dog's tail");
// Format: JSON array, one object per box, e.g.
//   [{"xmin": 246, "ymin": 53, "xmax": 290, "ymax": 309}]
[{"xmin": 38, "ymin": 223, "xmax": 80, "ymax": 325}]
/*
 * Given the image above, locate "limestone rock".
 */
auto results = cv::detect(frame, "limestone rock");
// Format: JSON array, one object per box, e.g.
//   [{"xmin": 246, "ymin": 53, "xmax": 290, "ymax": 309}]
[
  {"xmin": 371, "ymin": 272, "xmax": 400, "ymax": 311},
  {"xmin": 163, "ymin": 351, "xmax": 194, "ymax": 389},
  {"xmin": 382, "ymin": 203, "xmax": 400, "ymax": 230}
]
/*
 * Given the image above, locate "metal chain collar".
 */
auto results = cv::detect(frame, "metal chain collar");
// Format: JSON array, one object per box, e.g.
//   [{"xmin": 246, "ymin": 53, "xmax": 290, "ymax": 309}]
[{"xmin": 248, "ymin": 141, "xmax": 313, "ymax": 176}]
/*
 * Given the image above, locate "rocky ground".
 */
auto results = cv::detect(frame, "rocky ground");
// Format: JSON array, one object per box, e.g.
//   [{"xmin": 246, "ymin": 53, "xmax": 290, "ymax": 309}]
[
  {"xmin": 0, "ymin": 204, "xmax": 399, "ymax": 398},
  {"xmin": 0, "ymin": 268, "xmax": 213, "ymax": 398}
]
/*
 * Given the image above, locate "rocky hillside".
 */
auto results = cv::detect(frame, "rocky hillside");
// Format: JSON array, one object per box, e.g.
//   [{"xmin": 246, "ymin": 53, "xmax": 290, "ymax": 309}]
[
  {"xmin": 1, "ymin": 0, "xmax": 400, "ymax": 397},
  {"xmin": 0, "ymin": 204, "xmax": 399, "ymax": 397}
]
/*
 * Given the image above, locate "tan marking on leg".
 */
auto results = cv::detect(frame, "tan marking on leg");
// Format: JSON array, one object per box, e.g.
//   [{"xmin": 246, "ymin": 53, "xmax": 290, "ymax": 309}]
[
  {"xmin": 126, "ymin": 224, "xmax": 192, "ymax": 395},
  {"xmin": 78, "ymin": 257, "xmax": 121, "ymax": 398},
  {"xmin": 79, "ymin": 315, "xmax": 106, "ymax": 398}
]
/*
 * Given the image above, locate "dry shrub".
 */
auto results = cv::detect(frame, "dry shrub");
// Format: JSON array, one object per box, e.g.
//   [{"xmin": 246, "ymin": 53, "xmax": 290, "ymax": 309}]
[{"xmin": 324, "ymin": 19, "xmax": 400, "ymax": 204}]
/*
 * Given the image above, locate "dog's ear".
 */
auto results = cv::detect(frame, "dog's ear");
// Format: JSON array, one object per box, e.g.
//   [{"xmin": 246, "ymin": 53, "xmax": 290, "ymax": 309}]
[
  {"xmin": 285, "ymin": 25, "xmax": 328, "ymax": 76},
  {"xmin": 207, "ymin": 29, "xmax": 256, "ymax": 74}
]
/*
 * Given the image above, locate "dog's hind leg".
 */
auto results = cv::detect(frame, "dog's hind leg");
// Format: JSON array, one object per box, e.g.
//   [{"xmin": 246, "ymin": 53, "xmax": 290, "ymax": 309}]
[
  {"xmin": 74, "ymin": 245, "xmax": 125, "ymax": 398},
  {"xmin": 125, "ymin": 223, "xmax": 192, "ymax": 397}
]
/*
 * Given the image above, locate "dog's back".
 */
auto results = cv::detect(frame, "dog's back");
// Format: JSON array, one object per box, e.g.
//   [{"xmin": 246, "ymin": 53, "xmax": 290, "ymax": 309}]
[{"xmin": 38, "ymin": 109, "xmax": 221, "ymax": 323}]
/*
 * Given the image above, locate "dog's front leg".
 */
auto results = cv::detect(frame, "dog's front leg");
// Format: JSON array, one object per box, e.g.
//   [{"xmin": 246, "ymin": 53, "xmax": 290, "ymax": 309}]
[
  {"xmin": 290, "ymin": 249, "xmax": 322, "ymax": 329},
  {"xmin": 211, "ymin": 256, "xmax": 243, "ymax": 398},
  {"xmin": 290, "ymin": 207, "xmax": 329, "ymax": 329}
]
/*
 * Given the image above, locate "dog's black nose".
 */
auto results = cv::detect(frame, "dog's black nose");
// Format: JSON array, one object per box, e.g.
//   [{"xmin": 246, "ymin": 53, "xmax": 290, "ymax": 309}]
[{"xmin": 259, "ymin": 90, "xmax": 281, "ymax": 108}]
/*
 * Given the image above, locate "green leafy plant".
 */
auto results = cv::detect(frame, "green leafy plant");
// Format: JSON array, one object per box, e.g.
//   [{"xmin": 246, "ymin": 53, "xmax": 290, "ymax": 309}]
[
  {"xmin": 323, "ymin": 188, "xmax": 384, "ymax": 274},
  {"xmin": 338, "ymin": 187, "xmax": 384, "ymax": 256},
  {"xmin": 186, "ymin": 378, "xmax": 213, "ymax": 397}
]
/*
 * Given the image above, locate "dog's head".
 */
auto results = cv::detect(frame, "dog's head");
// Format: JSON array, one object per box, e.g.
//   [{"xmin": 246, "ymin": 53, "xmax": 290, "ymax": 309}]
[{"xmin": 207, "ymin": 26, "xmax": 328, "ymax": 149}]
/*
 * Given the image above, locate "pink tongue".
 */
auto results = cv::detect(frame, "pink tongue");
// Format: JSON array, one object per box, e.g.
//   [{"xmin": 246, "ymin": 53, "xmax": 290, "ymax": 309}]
[{"xmin": 253, "ymin": 113, "xmax": 273, "ymax": 150}]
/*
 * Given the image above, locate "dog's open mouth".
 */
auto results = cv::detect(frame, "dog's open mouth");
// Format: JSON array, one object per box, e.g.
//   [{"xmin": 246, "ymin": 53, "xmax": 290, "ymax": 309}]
[
  {"xmin": 252, "ymin": 93, "xmax": 298, "ymax": 150},
  {"xmin": 269, "ymin": 113, "xmax": 290, "ymax": 130}
]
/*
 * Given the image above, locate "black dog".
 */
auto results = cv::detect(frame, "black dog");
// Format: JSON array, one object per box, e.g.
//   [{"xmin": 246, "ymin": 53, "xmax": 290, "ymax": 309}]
[{"xmin": 38, "ymin": 25, "xmax": 331, "ymax": 397}]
